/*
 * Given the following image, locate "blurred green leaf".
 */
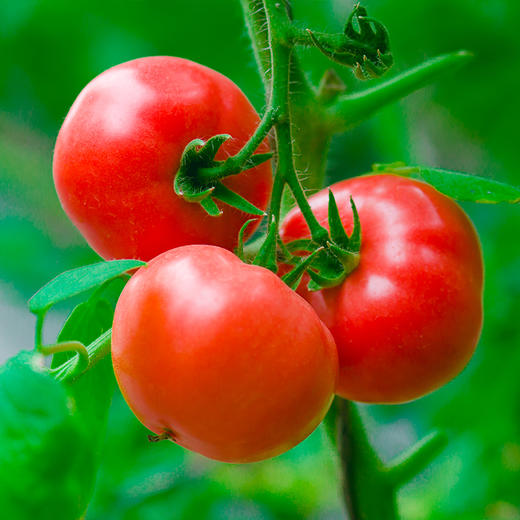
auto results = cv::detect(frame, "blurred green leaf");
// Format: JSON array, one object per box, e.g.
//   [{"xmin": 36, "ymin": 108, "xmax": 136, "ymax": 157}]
[
  {"xmin": 49, "ymin": 277, "xmax": 127, "ymax": 514},
  {"xmin": 409, "ymin": 168, "xmax": 520, "ymax": 204},
  {"xmin": 373, "ymin": 164, "xmax": 520, "ymax": 204},
  {"xmin": 0, "ymin": 351, "xmax": 95, "ymax": 519}
]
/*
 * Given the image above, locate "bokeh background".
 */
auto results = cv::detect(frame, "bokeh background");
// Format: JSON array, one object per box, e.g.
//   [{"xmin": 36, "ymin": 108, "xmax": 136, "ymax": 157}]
[{"xmin": 1, "ymin": 1, "xmax": 519, "ymax": 518}]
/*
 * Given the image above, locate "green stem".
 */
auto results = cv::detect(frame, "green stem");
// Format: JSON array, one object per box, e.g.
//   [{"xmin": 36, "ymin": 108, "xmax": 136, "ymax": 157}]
[
  {"xmin": 337, "ymin": 399, "xmax": 397, "ymax": 520},
  {"xmin": 336, "ymin": 399, "xmax": 448, "ymax": 519},
  {"xmin": 285, "ymin": 170, "xmax": 329, "ymax": 243},
  {"xmin": 385, "ymin": 431, "xmax": 448, "ymax": 486},
  {"xmin": 52, "ymin": 329, "xmax": 112, "ymax": 383},
  {"xmin": 239, "ymin": 0, "xmax": 272, "ymax": 85},
  {"xmin": 34, "ymin": 310, "xmax": 46, "ymax": 348},
  {"xmin": 262, "ymin": 0, "xmax": 291, "ymax": 226},
  {"xmin": 241, "ymin": 0, "xmax": 326, "ymax": 189},
  {"xmin": 199, "ymin": 107, "xmax": 278, "ymax": 179},
  {"xmin": 329, "ymin": 51, "xmax": 473, "ymax": 132},
  {"xmin": 239, "ymin": 5, "xmax": 453, "ymax": 520},
  {"xmin": 262, "ymin": 0, "xmax": 329, "ymax": 242},
  {"xmin": 40, "ymin": 340, "xmax": 89, "ymax": 365}
]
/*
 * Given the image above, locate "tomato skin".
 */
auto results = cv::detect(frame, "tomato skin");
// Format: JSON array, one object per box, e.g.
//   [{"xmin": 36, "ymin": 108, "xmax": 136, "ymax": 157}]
[
  {"xmin": 281, "ymin": 174, "xmax": 483, "ymax": 404},
  {"xmin": 53, "ymin": 57, "xmax": 272, "ymax": 261},
  {"xmin": 111, "ymin": 245, "xmax": 338, "ymax": 463}
]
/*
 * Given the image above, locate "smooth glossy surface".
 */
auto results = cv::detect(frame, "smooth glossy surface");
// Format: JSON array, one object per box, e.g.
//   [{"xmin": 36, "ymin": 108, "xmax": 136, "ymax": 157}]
[
  {"xmin": 281, "ymin": 174, "xmax": 483, "ymax": 404},
  {"xmin": 112, "ymin": 245, "xmax": 338, "ymax": 463},
  {"xmin": 54, "ymin": 57, "xmax": 272, "ymax": 260}
]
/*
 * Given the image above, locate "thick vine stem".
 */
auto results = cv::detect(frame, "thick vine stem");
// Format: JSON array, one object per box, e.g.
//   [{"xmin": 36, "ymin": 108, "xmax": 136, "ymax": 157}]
[
  {"xmin": 337, "ymin": 399, "xmax": 398, "ymax": 520},
  {"xmin": 328, "ymin": 51, "xmax": 473, "ymax": 131},
  {"xmin": 240, "ymin": 0, "xmax": 272, "ymax": 85},
  {"xmin": 262, "ymin": 0, "xmax": 329, "ymax": 243},
  {"xmin": 336, "ymin": 398, "xmax": 448, "ymax": 520},
  {"xmin": 240, "ymin": 0, "xmax": 328, "ymax": 193},
  {"xmin": 239, "ymin": 6, "xmax": 455, "ymax": 516}
]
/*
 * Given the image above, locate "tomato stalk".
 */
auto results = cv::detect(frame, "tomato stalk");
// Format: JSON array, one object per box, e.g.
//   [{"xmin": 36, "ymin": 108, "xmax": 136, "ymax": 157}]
[
  {"xmin": 261, "ymin": 0, "xmax": 331, "ymax": 246},
  {"xmin": 336, "ymin": 400, "xmax": 448, "ymax": 520},
  {"xmin": 33, "ymin": 308, "xmax": 91, "ymax": 380},
  {"xmin": 328, "ymin": 51, "xmax": 473, "ymax": 132},
  {"xmin": 198, "ymin": 106, "xmax": 279, "ymax": 180},
  {"xmin": 52, "ymin": 329, "xmax": 112, "ymax": 383},
  {"xmin": 238, "ymin": 2, "xmax": 472, "ymax": 519}
]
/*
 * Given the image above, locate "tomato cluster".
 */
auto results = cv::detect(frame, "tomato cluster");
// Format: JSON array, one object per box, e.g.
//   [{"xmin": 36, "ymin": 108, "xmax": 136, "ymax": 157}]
[{"xmin": 54, "ymin": 57, "xmax": 484, "ymax": 462}]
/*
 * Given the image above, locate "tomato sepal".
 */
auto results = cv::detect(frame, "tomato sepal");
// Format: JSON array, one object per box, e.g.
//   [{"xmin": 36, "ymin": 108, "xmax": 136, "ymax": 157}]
[
  {"xmin": 252, "ymin": 218, "xmax": 279, "ymax": 273},
  {"xmin": 174, "ymin": 135, "xmax": 266, "ymax": 217},
  {"xmin": 281, "ymin": 247, "xmax": 324, "ymax": 290},
  {"xmin": 305, "ymin": 5, "xmax": 392, "ymax": 80},
  {"xmin": 306, "ymin": 252, "xmax": 347, "ymax": 291}
]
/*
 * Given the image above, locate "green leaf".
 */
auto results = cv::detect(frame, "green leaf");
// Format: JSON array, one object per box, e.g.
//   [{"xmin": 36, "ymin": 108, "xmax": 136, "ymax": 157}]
[
  {"xmin": 374, "ymin": 163, "xmax": 520, "ymax": 204},
  {"xmin": 348, "ymin": 196, "xmax": 362, "ymax": 251},
  {"xmin": 0, "ymin": 351, "xmax": 95, "ymax": 519},
  {"xmin": 197, "ymin": 133, "xmax": 231, "ymax": 163},
  {"xmin": 174, "ymin": 133, "xmax": 270, "ymax": 217},
  {"xmin": 173, "ymin": 134, "xmax": 230, "ymax": 204},
  {"xmin": 306, "ymin": 5, "xmax": 392, "ymax": 79},
  {"xmin": 50, "ymin": 277, "xmax": 126, "ymax": 511},
  {"xmin": 212, "ymin": 183, "xmax": 265, "ymax": 216},
  {"xmin": 28, "ymin": 259, "xmax": 144, "ymax": 314},
  {"xmin": 409, "ymin": 167, "xmax": 520, "ymax": 204}
]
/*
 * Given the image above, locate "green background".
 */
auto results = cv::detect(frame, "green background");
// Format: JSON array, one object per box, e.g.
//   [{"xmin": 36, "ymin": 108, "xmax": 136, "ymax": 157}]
[{"xmin": 0, "ymin": 1, "xmax": 519, "ymax": 518}]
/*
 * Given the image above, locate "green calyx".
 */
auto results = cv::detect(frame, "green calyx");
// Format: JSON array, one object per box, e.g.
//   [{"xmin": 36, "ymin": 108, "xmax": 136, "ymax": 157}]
[
  {"xmin": 279, "ymin": 192, "xmax": 362, "ymax": 292},
  {"xmin": 303, "ymin": 4, "xmax": 392, "ymax": 79},
  {"xmin": 174, "ymin": 107, "xmax": 277, "ymax": 217},
  {"xmin": 174, "ymin": 134, "xmax": 270, "ymax": 217}
]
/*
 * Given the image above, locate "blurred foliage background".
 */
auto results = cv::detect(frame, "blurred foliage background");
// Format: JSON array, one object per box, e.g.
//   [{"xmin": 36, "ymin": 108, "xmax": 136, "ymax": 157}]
[{"xmin": 1, "ymin": 1, "xmax": 519, "ymax": 519}]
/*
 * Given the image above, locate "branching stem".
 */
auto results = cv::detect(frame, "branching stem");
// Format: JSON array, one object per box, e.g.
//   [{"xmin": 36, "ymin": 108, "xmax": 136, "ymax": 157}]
[
  {"xmin": 239, "ymin": 4, "xmax": 457, "ymax": 520},
  {"xmin": 199, "ymin": 107, "xmax": 279, "ymax": 180},
  {"xmin": 261, "ymin": 0, "xmax": 329, "ymax": 243}
]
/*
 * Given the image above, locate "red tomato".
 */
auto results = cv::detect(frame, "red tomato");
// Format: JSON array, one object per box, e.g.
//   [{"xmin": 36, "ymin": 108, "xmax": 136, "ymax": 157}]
[
  {"xmin": 111, "ymin": 245, "xmax": 338, "ymax": 463},
  {"xmin": 281, "ymin": 174, "xmax": 483, "ymax": 404},
  {"xmin": 53, "ymin": 57, "xmax": 272, "ymax": 261}
]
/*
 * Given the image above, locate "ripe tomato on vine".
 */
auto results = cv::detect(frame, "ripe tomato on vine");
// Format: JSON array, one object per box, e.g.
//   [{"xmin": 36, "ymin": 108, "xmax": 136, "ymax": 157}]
[
  {"xmin": 281, "ymin": 174, "xmax": 484, "ymax": 404},
  {"xmin": 111, "ymin": 245, "xmax": 338, "ymax": 463},
  {"xmin": 53, "ymin": 56, "xmax": 272, "ymax": 261}
]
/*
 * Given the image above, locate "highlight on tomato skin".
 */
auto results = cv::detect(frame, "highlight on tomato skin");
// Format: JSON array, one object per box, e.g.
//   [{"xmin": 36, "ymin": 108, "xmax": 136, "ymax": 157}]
[
  {"xmin": 280, "ymin": 173, "xmax": 484, "ymax": 404},
  {"xmin": 53, "ymin": 56, "xmax": 272, "ymax": 261},
  {"xmin": 111, "ymin": 245, "xmax": 339, "ymax": 463}
]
